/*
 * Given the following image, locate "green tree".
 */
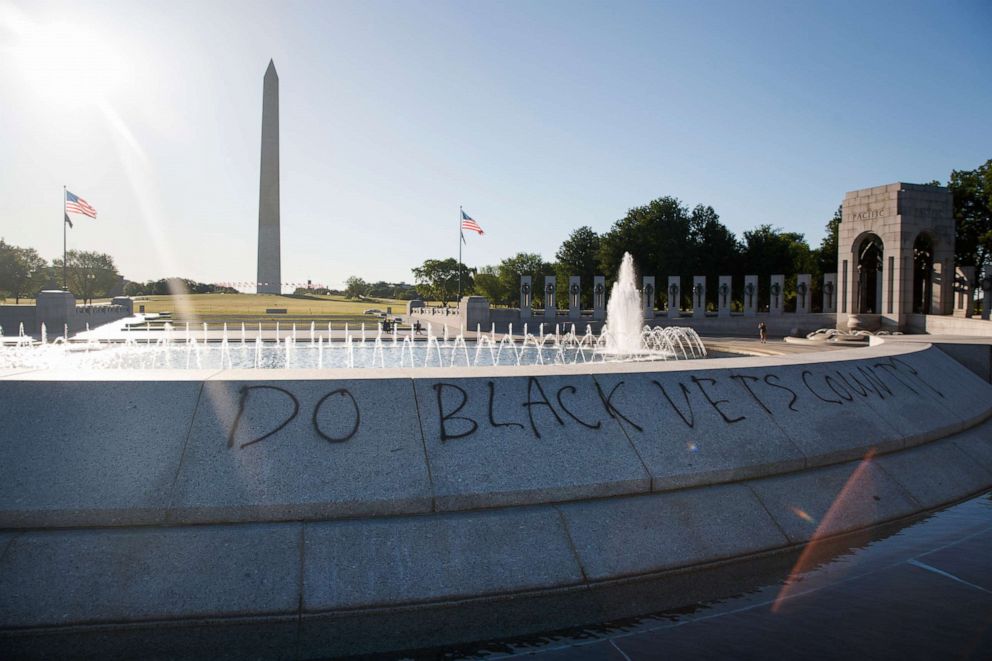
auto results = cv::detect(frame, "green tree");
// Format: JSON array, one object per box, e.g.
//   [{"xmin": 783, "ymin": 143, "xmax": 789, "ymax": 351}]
[
  {"xmin": 51, "ymin": 250, "xmax": 120, "ymax": 304},
  {"xmin": 411, "ymin": 258, "xmax": 472, "ymax": 304},
  {"xmin": 494, "ymin": 252, "xmax": 550, "ymax": 307},
  {"xmin": 554, "ymin": 226, "xmax": 600, "ymax": 308},
  {"xmin": 472, "ymin": 265, "xmax": 510, "ymax": 305},
  {"xmin": 599, "ymin": 198, "xmax": 694, "ymax": 290},
  {"xmin": 0, "ymin": 240, "xmax": 49, "ymax": 303},
  {"xmin": 343, "ymin": 276, "xmax": 370, "ymax": 299},
  {"xmin": 815, "ymin": 206, "xmax": 842, "ymax": 278},
  {"xmin": 122, "ymin": 281, "xmax": 144, "ymax": 297},
  {"xmin": 598, "ymin": 197, "xmax": 741, "ymax": 309},
  {"xmin": 742, "ymin": 225, "xmax": 814, "ymax": 310},
  {"xmin": 688, "ymin": 205, "xmax": 741, "ymax": 309},
  {"xmin": 948, "ymin": 159, "xmax": 992, "ymax": 275}
]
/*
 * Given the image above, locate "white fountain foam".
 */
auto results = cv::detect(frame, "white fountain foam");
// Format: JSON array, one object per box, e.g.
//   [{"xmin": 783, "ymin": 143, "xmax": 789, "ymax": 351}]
[
  {"xmin": 603, "ymin": 252, "xmax": 644, "ymax": 355},
  {"xmin": 1, "ymin": 252, "xmax": 709, "ymax": 370}
]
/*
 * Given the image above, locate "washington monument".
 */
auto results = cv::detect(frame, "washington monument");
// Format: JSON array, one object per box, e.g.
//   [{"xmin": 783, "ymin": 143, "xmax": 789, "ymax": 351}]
[{"xmin": 257, "ymin": 59, "xmax": 280, "ymax": 295}]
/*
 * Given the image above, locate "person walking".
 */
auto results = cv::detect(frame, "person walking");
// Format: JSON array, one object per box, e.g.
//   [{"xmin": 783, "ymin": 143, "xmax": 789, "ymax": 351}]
[{"xmin": 758, "ymin": 321, "xmax": 768, "ymax": 343}]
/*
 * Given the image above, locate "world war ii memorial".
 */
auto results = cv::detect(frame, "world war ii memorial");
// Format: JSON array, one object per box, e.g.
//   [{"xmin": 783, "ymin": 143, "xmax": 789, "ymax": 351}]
[{"xmin": 1, "ymin": 3, "xmax": 991, "ymax": 659}]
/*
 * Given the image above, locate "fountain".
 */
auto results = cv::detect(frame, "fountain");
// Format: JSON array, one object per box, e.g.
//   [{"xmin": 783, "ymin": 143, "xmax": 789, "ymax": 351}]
[
  {"xmin": 0, "ymin": 253, "xmax": 705, "ymax": 370},
  {"xmin": 603, "ymin": 252, "xmax": 644, "ymax": 355},
  {"xmin": 4, "ymin": 259, "xmax": 989, "ymax": 661}
]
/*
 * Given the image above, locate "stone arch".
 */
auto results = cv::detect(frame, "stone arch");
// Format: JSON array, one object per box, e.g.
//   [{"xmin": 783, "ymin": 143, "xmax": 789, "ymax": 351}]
[
  {"xmin": 912, "ymin": 231, "xmax": 936, "ymax": 314},
  {"xmin": 839, "ymin": 183, "xmax": 954, "ymax": 330},
  {"xmin": 853, "ymin": 232, "xmax": 884, "ymax": 314}
]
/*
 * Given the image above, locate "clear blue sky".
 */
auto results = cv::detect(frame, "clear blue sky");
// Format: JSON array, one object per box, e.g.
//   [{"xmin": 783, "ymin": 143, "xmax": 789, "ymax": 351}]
[{"xmin": 1, "ymin": 0, "xmax": 989, "ymax": 289}]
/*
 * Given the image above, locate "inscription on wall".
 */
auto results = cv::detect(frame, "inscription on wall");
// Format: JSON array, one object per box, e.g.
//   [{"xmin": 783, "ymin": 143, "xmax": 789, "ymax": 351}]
[
  {"xmin": 429, "ymin": 356, "xmax": 943, "ymax": 442},
  {"xmin": 219, "ymin": 356, "xmax": 943, "ymax": 450},
  {"xmin": 849, "ymin": 207, "xmax": 889, "ymax": 222}
]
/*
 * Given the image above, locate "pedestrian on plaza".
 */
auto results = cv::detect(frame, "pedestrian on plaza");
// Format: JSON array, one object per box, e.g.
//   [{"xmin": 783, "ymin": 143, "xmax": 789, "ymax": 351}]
[{"xmin": 758, "ymin": 321, "xmax": 768, "ymax": 344}]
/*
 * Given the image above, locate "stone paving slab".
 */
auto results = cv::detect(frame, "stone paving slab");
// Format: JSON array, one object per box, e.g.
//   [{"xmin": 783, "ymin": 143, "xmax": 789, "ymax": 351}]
[
  {"xmin": 0, "ymin": 380, "xmax": 202, "ymax": 527},
  {"xmin": 749, "ymin": 459, "xmax": 920, "ymax": 544},
  {"xmin": 412, "ymin": 374, "xmax": 650, "ymax": 510},
  {"xmin": 821, "ymin": 563, "xmax": 992, "ymax": 651},
  {"xmin": 877, "ymin": 438, "xmax": 992, "ymax": 510},
  {"xmin": 303, "ymin": 506, "xmax": 582, "ymax": 610},
  {"xmin": 169, "ymin": 378, "xmax": 432, "ymax": 523},
  {"xmin": 917, "ymin": 528, "xmax": 992, "ymax": 592},
  {"xmin": 558, "ymin": 484, "xmax": 789, "ymax": 581},
  {"xmin": 591, "ymin": 371, "xmax": 804, "ymax": 491},
  {"xmin": 611, "ymin": 562, "xmax": 992, "ymax": 661},
  {"xmin": 0, "ymin": 523, "xmax": 301, "ymax": 627}
]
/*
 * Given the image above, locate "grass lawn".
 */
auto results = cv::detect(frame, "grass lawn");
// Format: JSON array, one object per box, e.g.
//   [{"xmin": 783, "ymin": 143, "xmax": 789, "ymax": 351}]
[{"xmin": 131, "ymin": 293, "xmax": 413, "ymax": 328}]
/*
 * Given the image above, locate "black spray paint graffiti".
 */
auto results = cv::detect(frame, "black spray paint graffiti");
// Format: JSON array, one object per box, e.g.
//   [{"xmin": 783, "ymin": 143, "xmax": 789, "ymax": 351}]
[
  {"xmin": 430, "ymin": 356, "xmax": 947, "ymax": 440},
  {"xmin": 435, "ymin": 377, "xmax": 620, "ymax": 442},
  {"xmin": 227, "ymin": 385, "xmax": 361, "ymax": 449}
]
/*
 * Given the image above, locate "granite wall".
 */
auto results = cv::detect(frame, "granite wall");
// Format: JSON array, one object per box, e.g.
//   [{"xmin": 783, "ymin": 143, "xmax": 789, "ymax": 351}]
[{"xmin": 2, "ymin": 342, "xmax": 991, "ymax": 656}]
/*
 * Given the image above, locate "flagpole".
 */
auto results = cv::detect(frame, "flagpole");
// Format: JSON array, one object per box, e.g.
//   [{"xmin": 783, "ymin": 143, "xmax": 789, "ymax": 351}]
[
  {"xmin": 63, "ymin": 185, "xmax": 67, "ymax": 291},
  {"xmin": 458, "ymin": 206, "xmax": 462, "ymax": 302}
]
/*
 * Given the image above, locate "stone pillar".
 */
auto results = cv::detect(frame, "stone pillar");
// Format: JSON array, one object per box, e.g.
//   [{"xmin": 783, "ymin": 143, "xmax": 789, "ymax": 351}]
[
  {"xmin": 667, "ymin": 276, "xmax": 680, "ymax": 319},
  {"xmin": 982, "ymin": 273, "xmax": 992, "ymax": 321},
  {"xmin": 568, "ymin": 276, "xmax": 581, "ymax": 319},
  {"xmin": 822, "ymin": 273, "xmax": 837, "ymax": 314},
  {"xmin": 642, "ymin": 276, "xmax": 655, "ymax": 321},
  {"xmin": 35, "ymin": 290, "xmax": 75, "ymax": 338},
  {"xmin": 256, "ymin": 60, "xmax": 281, "ymax": 295},
  {"xmin": 459, "ymin": 296, "xmax": 490, "ymax": 329},
  {"xmin": 795, "ymin": 274, "xmax": 811, "ymax": 314},
  {"xmin": 592, "ymin": 276, "xmax": 606, "ymax": 321},
  {"xmin": 931, "ymin": 258, "xmax": 952, "ymax": 315},
  {"xmin": 692, "ymin": 276, "xmax": 706, "ymax": 318},
  {"xmin": 519, "ymin": 276, "xmax": 532, "ymax": 319},
  {"xmin": 769, "ymin": 275, "xmax": 785, "ymax": 316},
  {"xmin": 717, "ymin": 276, "xmax": 732, "ymax": 317},
  {"xmin": 743, "ymin": 275, "xmax": 757, "ymax": 317},
  {"xmin": 544, "ymin": 276, "xmax": 556, "ymax": 320},
  {"xmin": 111, "ymin": 296, "xmax": 134, "ymax": 315},
  {"xmin": 954, "ymin": 266, "xmax": 974, "ymax": 318}
]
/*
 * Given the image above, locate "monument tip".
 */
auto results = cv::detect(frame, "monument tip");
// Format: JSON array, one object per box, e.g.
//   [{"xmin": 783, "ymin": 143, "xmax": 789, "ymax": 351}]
[{"xmin": 265, "ymin": 59, "xmax": 277, "ymax": 77}]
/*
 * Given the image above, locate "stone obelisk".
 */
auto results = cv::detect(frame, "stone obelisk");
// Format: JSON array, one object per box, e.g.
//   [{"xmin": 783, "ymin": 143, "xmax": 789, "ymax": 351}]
[{"xmin": 256, "ymin": 60, "xmax": 280, "ymax": 294}]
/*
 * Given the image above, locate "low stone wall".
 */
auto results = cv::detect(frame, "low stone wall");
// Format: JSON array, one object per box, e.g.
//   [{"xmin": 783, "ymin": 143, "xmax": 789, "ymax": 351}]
[
  {"xmin": 905, "ymin": 313, "xmax": 992, "ymax": 336},
  {"xmin": 1, "ymin": 342, "xmax": 991, "ymax": 656},
  {"xmin": 414, "ymin": 308, "xmax": 837, "ymax": 337},
  {"xmin": 0, "ymin": 292, "xmax": 132, "ymax": 339},
  {"xmin": 0, "ymin": 307, "xmax": 35, "ymax": 337}
]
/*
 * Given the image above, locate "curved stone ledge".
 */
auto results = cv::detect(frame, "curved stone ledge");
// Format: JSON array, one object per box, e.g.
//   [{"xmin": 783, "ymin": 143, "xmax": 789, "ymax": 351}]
[
  {"xmin": 1, "ymin": 418, "xmax": 990, "ymax": 655},
  {"xmin": 1, "ymin": 343, "xmax": 990, "ymax": 528}
]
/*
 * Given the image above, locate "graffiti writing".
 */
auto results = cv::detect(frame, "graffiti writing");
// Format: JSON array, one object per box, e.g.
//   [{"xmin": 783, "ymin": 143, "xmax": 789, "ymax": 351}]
[
  {"xmin": 428, "ymin": 355, "xmax": 946, "ymax": 442},
  {"xmin": 227, "ymin": 384, "xmax": 360, "ymax": 448}
]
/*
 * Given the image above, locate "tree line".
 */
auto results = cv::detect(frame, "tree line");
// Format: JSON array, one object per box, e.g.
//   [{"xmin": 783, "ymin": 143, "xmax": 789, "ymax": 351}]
[
  {"xmin": 123, "ymin": 279, "xmax": 238, "ymax": 297},
  {"xmin": 411, "ymin": 159, "xmax": 991, "ymax": 311},
  {"xmin": 0, "ymin": 243, "xmax": 238, "ymax": 304},
  {"xmin": 4, "ymin": 160, "xmax": 987, "ymax": 309},
  {"xmin": 0, "ymin": 244, "xmax": 126, "ymax": 304}
]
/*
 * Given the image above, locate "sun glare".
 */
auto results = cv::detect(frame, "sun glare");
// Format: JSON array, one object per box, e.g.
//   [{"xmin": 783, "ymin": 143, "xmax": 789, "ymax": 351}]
[{"xmin": 6, "ymin": 18, "xmax": 127, "ymax": 102}]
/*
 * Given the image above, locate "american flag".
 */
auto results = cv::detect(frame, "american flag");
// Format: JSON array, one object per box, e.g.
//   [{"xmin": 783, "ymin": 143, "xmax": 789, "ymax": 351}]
[
  {"xmin": 65, "ymin": 190, "xmax": 97, "ymax": 219},
  {"xmin": 460, "ymin": 209, "xmax": 484, "ymax": 236}
]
